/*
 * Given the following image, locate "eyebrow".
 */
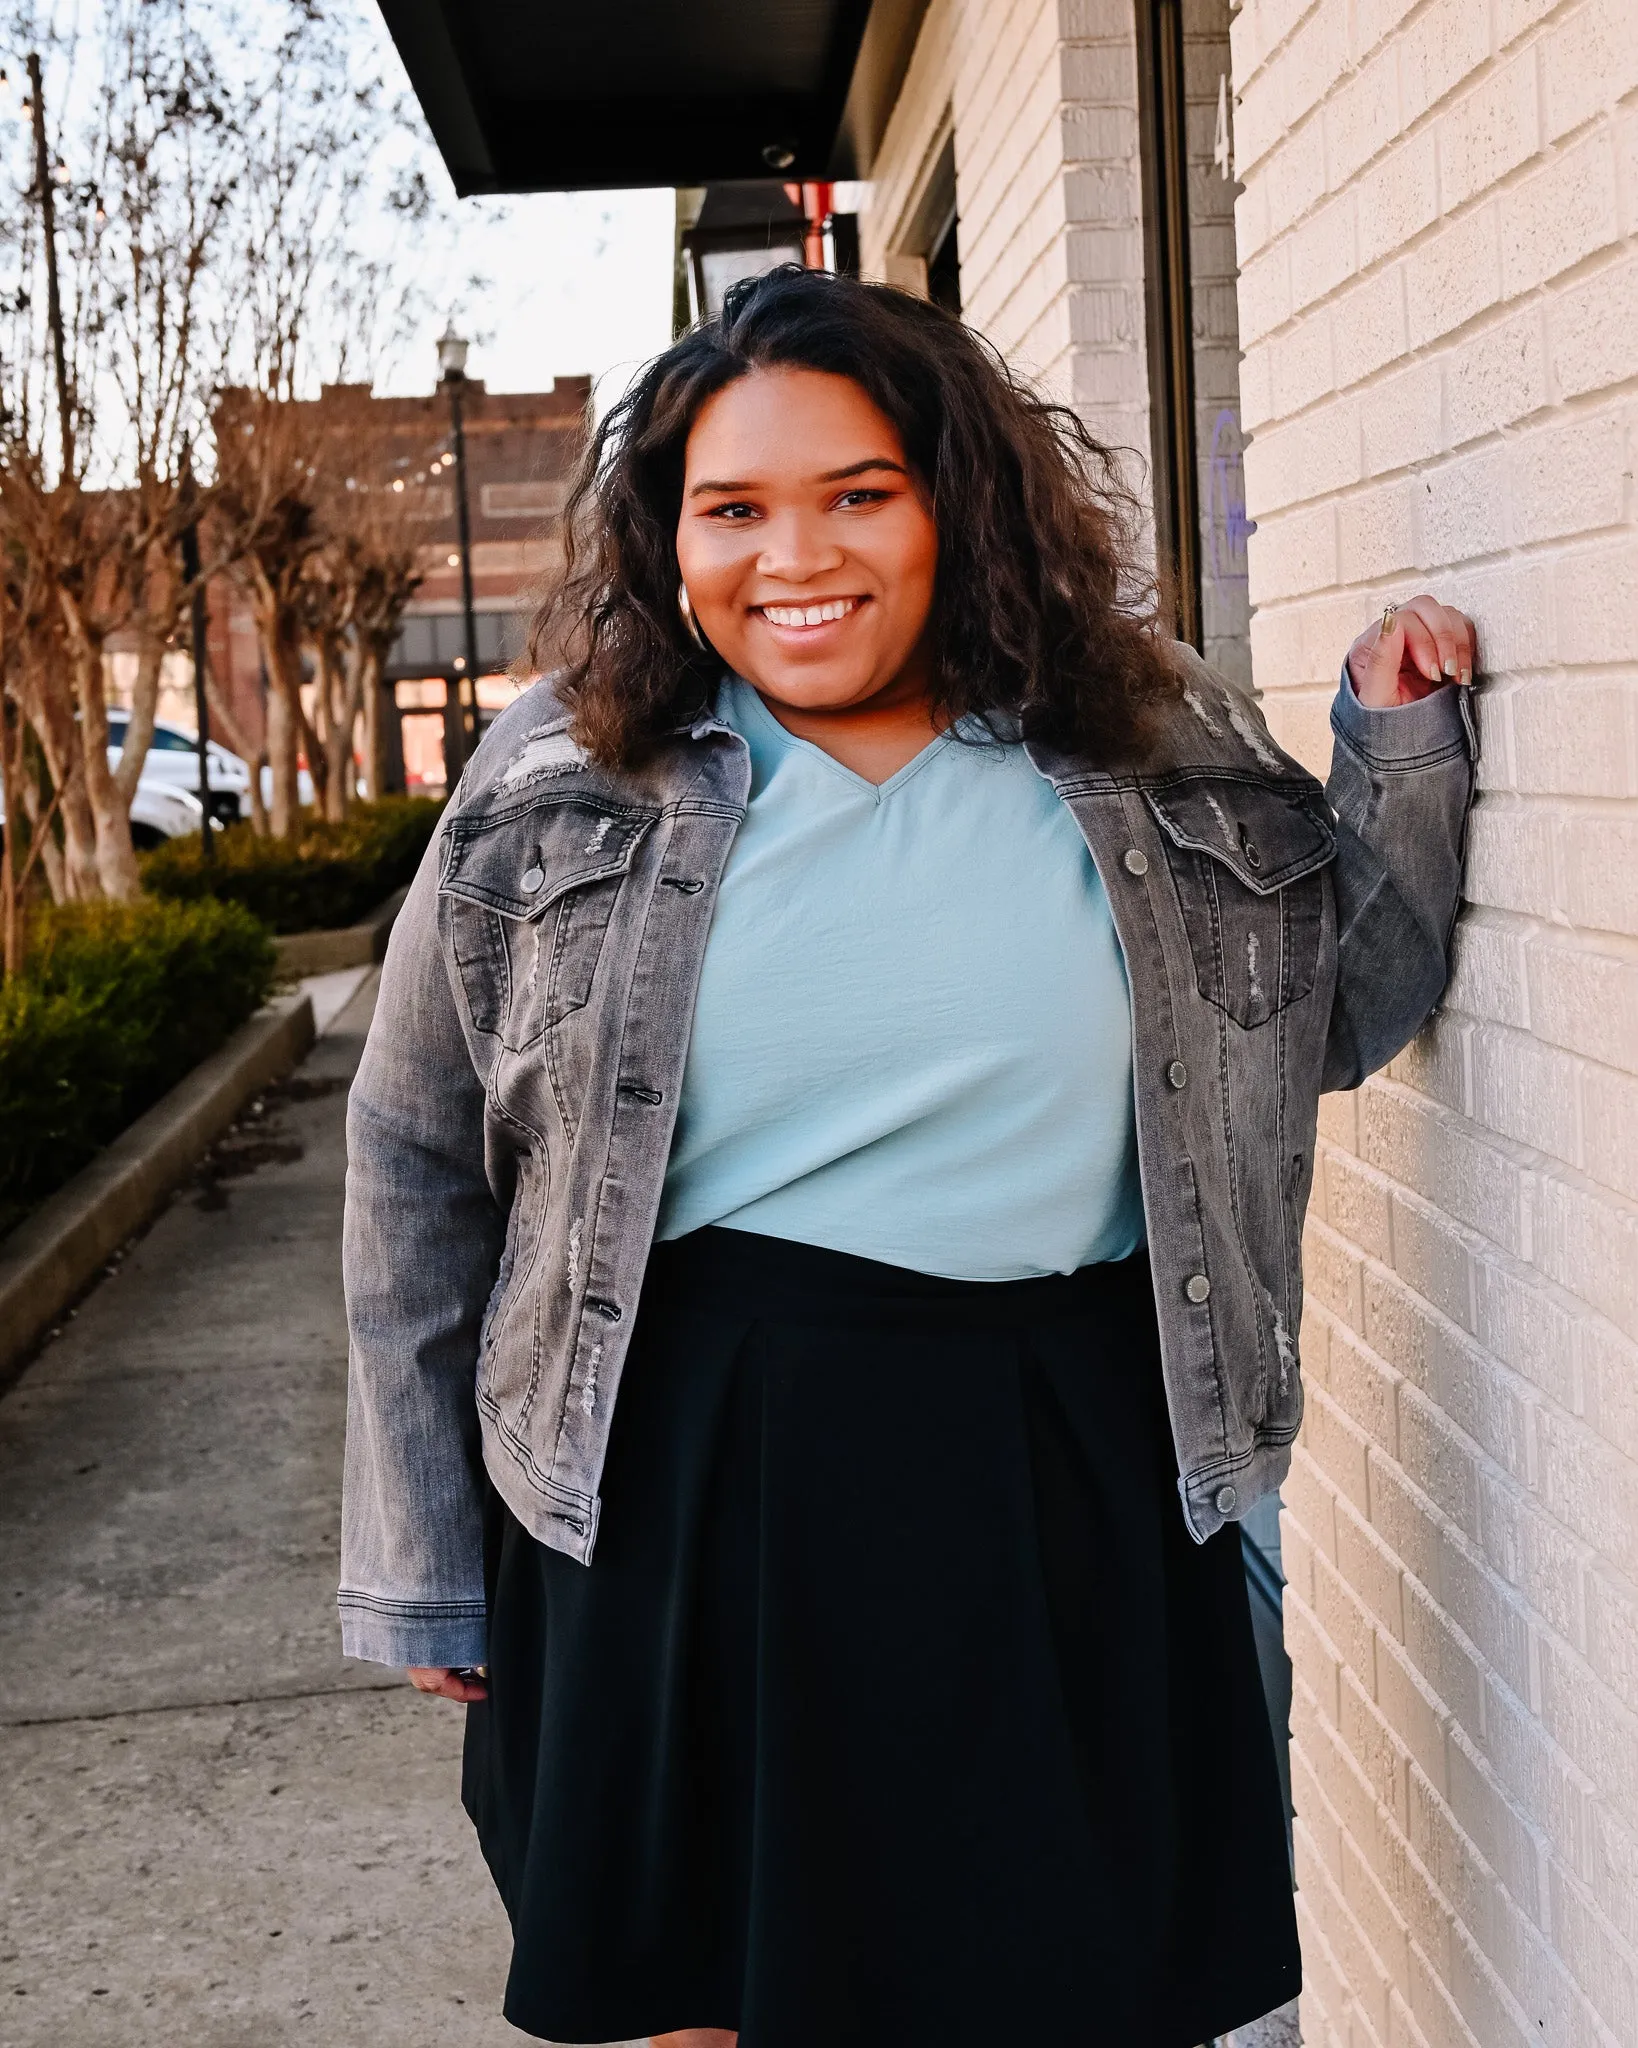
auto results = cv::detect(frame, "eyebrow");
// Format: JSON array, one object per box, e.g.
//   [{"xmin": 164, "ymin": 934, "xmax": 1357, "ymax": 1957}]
[{"xmin": 687, "ymin": 456, "xmax": 910, "ymax": 498}]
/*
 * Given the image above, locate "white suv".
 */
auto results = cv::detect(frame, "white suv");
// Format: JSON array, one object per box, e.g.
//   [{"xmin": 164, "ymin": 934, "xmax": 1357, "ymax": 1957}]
[{"xmin": 106, "ymin": 715, "xmax": 252, "ymax": 847}]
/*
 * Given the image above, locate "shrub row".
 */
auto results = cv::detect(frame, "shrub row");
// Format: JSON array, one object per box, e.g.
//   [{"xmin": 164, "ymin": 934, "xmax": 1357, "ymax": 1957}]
[
  {"xmin": 141, "ymin": 796, "xmax": 444, "ymax": 933},
  {"xmin": 0, "ymin": 898, "xmax": 275, "ymax": 1237}
]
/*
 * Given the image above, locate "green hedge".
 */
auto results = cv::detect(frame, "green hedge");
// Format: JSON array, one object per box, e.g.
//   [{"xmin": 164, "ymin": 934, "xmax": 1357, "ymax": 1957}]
[
  {"xmin": 0, "ymin": 898, "xmax": 275, "ymax": 1237},
  {"xmin": 141, "ymin": 796, "xmax": 444, "ymax": 934}
]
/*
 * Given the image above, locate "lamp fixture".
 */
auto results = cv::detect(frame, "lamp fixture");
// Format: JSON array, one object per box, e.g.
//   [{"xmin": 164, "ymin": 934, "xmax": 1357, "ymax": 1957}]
[{"xmin": 436, "ymin": 320, "xmax": 469, "ymax": 379}]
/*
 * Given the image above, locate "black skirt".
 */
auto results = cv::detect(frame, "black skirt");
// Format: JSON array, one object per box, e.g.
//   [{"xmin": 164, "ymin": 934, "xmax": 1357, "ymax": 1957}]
[{"xmin": 462, "ymin": 1228, "xmax": 1299, "ymax": 2046}]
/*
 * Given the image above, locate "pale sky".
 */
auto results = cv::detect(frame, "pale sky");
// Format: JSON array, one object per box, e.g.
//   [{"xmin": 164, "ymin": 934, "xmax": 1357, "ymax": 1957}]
[{"xmin": 372, "ymin": 186, "xmax": 679, "ymax": 409}]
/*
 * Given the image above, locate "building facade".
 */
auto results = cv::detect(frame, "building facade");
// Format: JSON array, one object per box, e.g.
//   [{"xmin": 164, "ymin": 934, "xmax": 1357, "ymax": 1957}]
[
  {"xmin": 850, "ymin": 3, "xmax": 1636, "ymax": 2044},
  {"xmin": 185, "ymin": 377, "xmax": 587, "ymax": 794}
]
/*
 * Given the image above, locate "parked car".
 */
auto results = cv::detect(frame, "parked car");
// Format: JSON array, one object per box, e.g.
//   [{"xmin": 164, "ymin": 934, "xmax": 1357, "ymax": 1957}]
[
  {"xmin": 107, "ymin": 715, "xmax": 252, "ymax": 843},
  {"xmin": 0, "ymin": 717, "xmax": 252, "ymax": 853}
]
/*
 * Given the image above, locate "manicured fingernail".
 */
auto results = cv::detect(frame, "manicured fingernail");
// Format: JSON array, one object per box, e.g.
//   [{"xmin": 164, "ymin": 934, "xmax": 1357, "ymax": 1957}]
[{"xmin": 1443, "ymin": 656, "xmax": 1458, "ymax": 678}]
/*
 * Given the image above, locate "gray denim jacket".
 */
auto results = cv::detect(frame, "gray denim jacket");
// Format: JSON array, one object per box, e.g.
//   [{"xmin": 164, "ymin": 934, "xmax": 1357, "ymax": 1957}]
[{"xmin": 339, "ymin": 646, "xmax": 1475, "ymax": 1669}]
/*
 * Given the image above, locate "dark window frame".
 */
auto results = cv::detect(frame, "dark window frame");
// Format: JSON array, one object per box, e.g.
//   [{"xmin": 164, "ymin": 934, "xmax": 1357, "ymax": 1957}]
[{"xmin": 1135, "ymin": 0, "xmax": 1203, "ymax": 653}]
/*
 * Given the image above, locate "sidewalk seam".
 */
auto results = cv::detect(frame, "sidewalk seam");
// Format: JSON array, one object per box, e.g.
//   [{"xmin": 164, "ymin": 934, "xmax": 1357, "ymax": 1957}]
[{"xmin": 0, "ymin": 1678, "xmax": 405, "ymax": 1731}]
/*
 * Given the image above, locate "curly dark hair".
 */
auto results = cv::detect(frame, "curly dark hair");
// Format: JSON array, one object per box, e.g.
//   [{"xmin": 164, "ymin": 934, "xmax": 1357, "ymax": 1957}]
[{"xmin": 527, "ymin": 265, "xmax": 1179, "ymax": 765}]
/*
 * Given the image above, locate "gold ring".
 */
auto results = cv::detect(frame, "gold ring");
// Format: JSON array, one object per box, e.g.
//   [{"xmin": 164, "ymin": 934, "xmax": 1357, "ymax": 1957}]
[{"xmin": 1381, "ymin": 603, "xmax": 1397, "ymax": 637}]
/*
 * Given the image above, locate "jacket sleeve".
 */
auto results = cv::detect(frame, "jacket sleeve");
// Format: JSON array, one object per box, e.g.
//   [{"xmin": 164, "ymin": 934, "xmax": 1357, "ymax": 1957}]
[
  {"xmin": 337, "ymin": 823, "xmax": 505, "ymax": 1669},
  {"xmin": 1322, "ymin": 668, "xmax": 1477, "ymax": 1092}
]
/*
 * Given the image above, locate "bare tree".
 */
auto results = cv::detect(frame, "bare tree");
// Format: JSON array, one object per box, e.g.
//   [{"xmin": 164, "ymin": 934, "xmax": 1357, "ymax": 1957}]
[
  {"xmin": 204, "ymin": 6, "xmax": 433, "ymax": 837},
  {"xmin": 299, "ymin": 390, "xmax": 427, "ymax": 819},
  {"xmin": 0, "ymin": 0, "xmax": 238, "ymax": 898},
  {"xmin": 3, "ymin": 0, "xmax": 445, "ymax": 871}
]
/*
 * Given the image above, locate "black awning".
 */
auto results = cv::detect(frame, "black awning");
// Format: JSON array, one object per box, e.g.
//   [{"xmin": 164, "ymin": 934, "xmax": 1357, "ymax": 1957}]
[{"xmin": 376, "ymin": 0, "xmax": 930, "ymax": 194}]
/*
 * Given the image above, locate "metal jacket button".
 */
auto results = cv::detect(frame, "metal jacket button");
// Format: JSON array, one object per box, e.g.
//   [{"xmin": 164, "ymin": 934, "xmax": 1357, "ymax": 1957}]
[
  {"xmin": 1123, "ymin": 847, "xmax": 1149, "ymax": 876},
  {"xmin": 1167, "ymin": 1060, "xmax": 1188, "ymax": 1089},
  {"xmin": 1185, "ymin": 1273, "xmax": 1211, "ymax": 1303},
  {"xmin": 520, "ymin": 866, "xmax": 544, "ymax": 893},
  {"xmin": 1214, "ymin": 1484, "xmax": 1238, "ymax": 1515}
]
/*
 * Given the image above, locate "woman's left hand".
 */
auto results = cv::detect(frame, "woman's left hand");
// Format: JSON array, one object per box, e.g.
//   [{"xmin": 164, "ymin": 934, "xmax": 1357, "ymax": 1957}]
[{"xmin": 1346, "ymin": 594, "xmax": 1477, "ymax": 708}]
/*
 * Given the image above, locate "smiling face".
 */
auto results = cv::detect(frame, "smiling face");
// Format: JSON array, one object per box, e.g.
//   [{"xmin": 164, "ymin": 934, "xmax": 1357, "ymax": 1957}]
[{"xmin": 675, "ymin": 366, "xmax": 940, "ymax": 723}]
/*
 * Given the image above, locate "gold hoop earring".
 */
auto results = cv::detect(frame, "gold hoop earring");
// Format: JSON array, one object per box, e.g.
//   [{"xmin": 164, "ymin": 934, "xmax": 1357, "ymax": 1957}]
[{"xmin": 677, "ymin": 583, "xmax": 709, "ymax": 652}]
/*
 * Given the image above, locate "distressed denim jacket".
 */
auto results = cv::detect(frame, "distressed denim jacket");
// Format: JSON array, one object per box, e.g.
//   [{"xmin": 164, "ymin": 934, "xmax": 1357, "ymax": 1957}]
[{"xmin": 339, "ymin": 645, "xmax": 1475, "ymax": 1669}]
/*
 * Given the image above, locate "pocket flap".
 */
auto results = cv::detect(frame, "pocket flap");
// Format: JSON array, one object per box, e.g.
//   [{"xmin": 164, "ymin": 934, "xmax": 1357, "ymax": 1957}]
[
  {"xmin": 441, "ymin": 793, "xmax": 657, "ymax": 918},
  {"xmin": 1144, "ymin": 776, "xmax": 1334, "ymax": 896}
]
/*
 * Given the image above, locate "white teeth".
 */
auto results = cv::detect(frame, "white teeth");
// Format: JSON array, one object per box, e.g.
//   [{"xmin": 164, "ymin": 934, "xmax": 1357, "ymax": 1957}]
[{"xmin": 761, "ymin": 598, "xmax": 858, "ymax": 627}]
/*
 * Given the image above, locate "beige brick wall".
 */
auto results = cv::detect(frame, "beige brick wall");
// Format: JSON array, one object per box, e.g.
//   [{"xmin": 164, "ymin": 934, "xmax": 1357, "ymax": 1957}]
[
  {"xmin": 1231, "ymin": 1, "xmax": 1638, "ymax": 2042},
  {"xmin": 858, "ymin": 0, "xmax": 1154, "ymax": 482}
]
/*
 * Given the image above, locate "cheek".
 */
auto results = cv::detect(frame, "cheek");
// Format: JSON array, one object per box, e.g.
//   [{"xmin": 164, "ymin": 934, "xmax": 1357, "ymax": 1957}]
[
  {"xmin": 676, "ymin": 527, "xmax": 745, "ymax": 610},
  {"xmin": 883, "ymin": 514, "xmax": 939, "ymax": 618}
]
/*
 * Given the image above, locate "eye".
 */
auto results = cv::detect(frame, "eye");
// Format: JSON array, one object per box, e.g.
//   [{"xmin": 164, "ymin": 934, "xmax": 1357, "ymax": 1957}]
[
  {"xmin": 835, "ymin": 488, "xmax": 891, "ymax": 509},
  {"xmin": 702, "ymin": 500, "xmax": 759, "ymax": 521}
]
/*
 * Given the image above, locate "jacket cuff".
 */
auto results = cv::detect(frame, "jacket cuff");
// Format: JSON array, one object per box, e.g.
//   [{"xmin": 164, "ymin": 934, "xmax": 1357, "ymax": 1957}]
[
  {"xmin": 1331, "ymin": 663, "xmax": 1478, "ymax": 768},
  {"xmin": 338, "ymin": 1592, "xmax": 488, "ymax": 1671}
]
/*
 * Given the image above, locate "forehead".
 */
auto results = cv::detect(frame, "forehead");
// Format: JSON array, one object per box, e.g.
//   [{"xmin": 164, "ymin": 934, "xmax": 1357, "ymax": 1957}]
[{"xmin": 684, "ymin": 366, "xmax": 906, "ymax": 475}]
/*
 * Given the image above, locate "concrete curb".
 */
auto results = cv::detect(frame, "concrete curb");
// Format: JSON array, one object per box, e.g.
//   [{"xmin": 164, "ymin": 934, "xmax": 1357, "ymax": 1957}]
[
  {"xmin": 273, "ymin": 885, "xmax": 409, "ymax": 979},
  {"xmin": 0, "ymin": 990, "xmax": 316, "ymax": 1394}
]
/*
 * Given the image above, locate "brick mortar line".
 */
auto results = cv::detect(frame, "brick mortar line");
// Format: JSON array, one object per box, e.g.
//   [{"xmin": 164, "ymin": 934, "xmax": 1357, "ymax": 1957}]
[
  {"xmin": 1358, "ymin": 1064, "xmax": 1638, "ymax": 1162},
  {"xmin": 1300, "ymin": 1282, "xmax": 1638, "ymax": 1626},
  {"xmin": 1302, "ymin": 1284, "xmax": 1593, "ymax": 1571},
  {"xmin": 1232, "ymin": 0, "xmax": 1604, "ymax": 192},
  {"xmin": 1240, "ymin": 153, "xmax": 1636, "ymax": 360},
  {"xmin": 1307, "ymin": 1154, "xmax": 1637, "ymax": 1351},
  {"xmin": 1244, "ymin": 384, "xmax": 1638, "ymax": 523},
  {"xmin": 1239, "ymin": 63, "xmax": 1629, "ymax": 262},
  {"xmin": 1251, "ymin": 507, "xmax": 1637, "ymax": 575},
  {"xmin": 1285, "ymin": 1554, "xmax": 1638, "ymax": 2032},
  {"xmin": 1441, "ymin": 1013, "xmax": 1638, "ymax": 1107},
  {"xmin": 1251, "ymin": 452, "xmax": 1638, "ymax": 529},
  {"xmin": 1249, "ymin": 313, "xmax": 1638, "ymax": 431},
  {"xmin": 1291, "ymin": 1544, "xmax": 1519, "ymax": 1805},
  {"xmin": 1239, "ymin": 246, "xmax": 1637, "ymax": 434}
]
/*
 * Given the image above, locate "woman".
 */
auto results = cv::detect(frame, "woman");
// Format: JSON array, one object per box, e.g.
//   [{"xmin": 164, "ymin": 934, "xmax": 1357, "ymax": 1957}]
[{"xmin": 340, "ymin": 267, "xmax": 1476, "ymax": 2047}]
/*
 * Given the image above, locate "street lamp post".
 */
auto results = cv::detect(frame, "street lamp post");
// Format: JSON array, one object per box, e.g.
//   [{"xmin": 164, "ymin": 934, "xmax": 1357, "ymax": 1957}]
[{"xmin": 437, "ymin": 321, "xmax": 480, "ymax": 783}]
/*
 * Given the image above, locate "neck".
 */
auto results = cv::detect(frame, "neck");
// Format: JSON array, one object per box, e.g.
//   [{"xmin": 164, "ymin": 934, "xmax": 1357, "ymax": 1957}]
[{"xmin": 750, "ymin": 650, "xmax": 942, "ymax": 786}]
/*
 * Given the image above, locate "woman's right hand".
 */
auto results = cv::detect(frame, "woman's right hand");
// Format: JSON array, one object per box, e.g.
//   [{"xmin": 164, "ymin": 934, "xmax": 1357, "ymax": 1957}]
[{"xmin": 407, "ymin": 1666, "xmax": 488, "ymax": 1703}]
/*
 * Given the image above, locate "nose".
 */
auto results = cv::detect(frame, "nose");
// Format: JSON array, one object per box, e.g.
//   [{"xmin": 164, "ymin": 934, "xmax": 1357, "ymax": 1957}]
[{"xmin": 755, "ymin": 507, "xmax": 846, "ymax": 585}]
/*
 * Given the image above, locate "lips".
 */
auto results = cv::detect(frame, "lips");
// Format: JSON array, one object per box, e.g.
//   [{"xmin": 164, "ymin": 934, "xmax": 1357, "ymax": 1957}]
[{"xmin": 756, "ymin": 596, "xmax": 863, "ymax": 628}]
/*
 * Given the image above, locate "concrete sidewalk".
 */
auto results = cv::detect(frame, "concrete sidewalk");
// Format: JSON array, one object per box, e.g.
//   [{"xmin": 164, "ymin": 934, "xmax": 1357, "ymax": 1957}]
[{"xmin": 0, "ymin": 973, "xmax": 522, "ymax": 2046}]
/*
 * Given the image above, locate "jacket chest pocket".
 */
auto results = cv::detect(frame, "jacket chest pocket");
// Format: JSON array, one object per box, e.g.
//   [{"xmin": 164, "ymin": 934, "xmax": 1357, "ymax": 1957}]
[
  {"xmin": 439, "ymin": 791, "xmax": 657, "ymax": 1048},
  {"xmin": 1144, "ymin": 775, "xmax": 1335, "ymax": 1030}
]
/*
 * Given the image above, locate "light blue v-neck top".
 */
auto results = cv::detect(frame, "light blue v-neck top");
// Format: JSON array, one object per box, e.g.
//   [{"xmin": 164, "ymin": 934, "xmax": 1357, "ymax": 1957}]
[{"xmin": 655, "ymin": 678, "xmax": 1144, "ymax": 1280}]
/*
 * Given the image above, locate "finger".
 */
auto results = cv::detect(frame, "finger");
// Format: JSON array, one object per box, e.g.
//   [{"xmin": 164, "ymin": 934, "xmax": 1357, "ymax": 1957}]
[
  {"xmin": 1397, "ymin": 606, "xmax": 1446, "ymax": 687},
  {"xmin": 1452, "ymin": 608, "xmax": 1478, "ymax": 684},
  {"xmin": 1425, "ymin": 600, "xmax": 1476, "ymax": 684},
  {"xmin": 1346, "ymin": 612, "xmax": 1399, "ymax": 704},
  {"xmin": 406, "ymin": 1667, "xmax": 488, "ymax": 1702},
  {"xmin": 1402, "ymin": 595, "xmax": 1471, "ymax": 683}
]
